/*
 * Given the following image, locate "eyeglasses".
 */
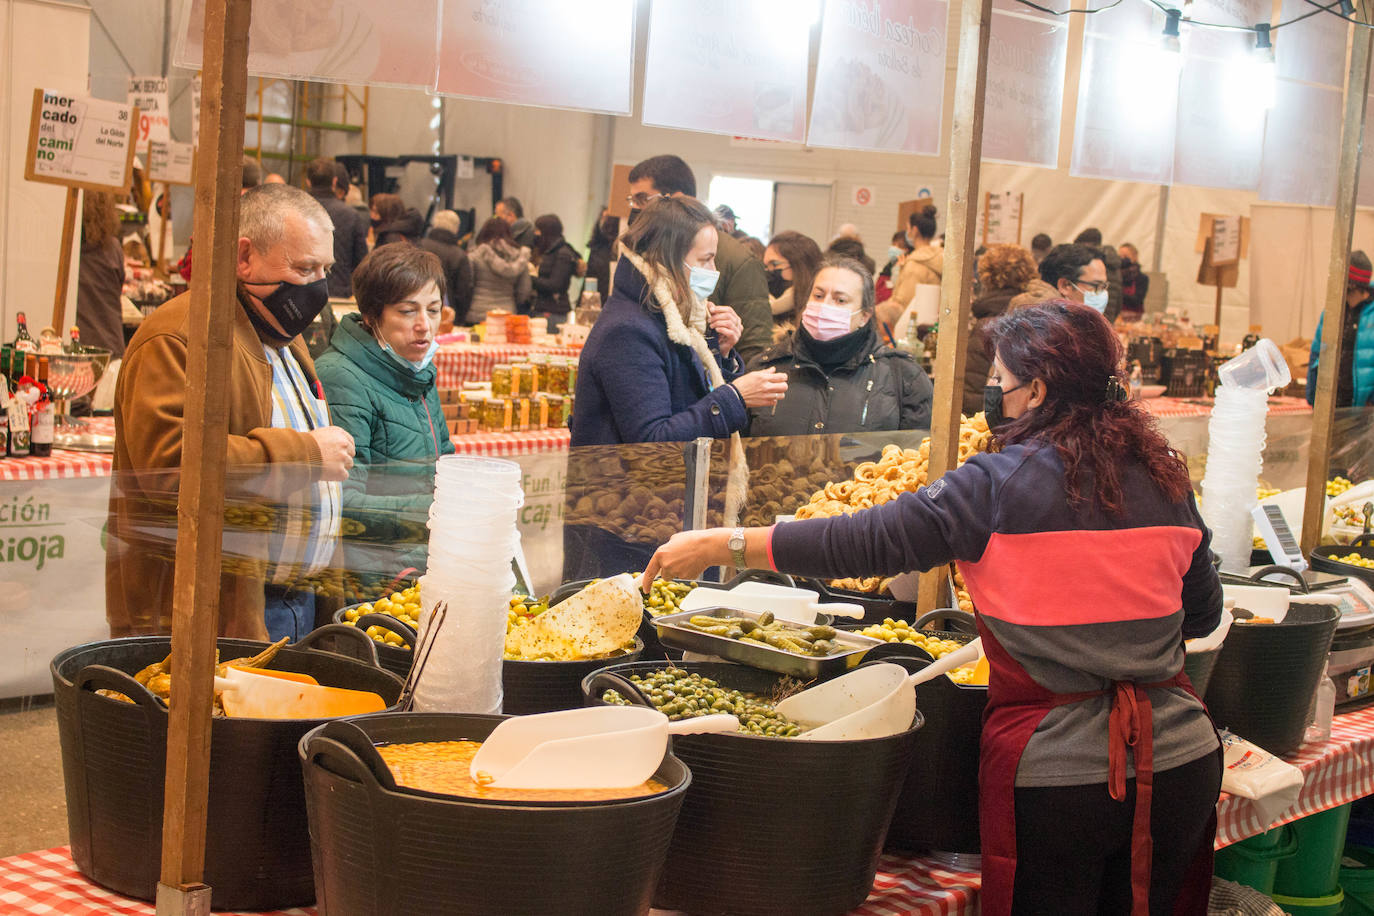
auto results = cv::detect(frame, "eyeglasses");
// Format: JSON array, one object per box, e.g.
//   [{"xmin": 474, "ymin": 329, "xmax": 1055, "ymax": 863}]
[
  {"xmin": 1074, "ymin": 279, "xmax": 1108, "ymax": 294},
  {"xmin": 625, "ymin": 191, "xmax": 663, "ymax": 208}
]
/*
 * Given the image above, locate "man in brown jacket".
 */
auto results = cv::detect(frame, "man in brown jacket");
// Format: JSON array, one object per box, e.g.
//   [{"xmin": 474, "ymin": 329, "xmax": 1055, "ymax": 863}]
[{"xmin": 106, "ymin": 185, "xmax": 356, "ymax": 639}]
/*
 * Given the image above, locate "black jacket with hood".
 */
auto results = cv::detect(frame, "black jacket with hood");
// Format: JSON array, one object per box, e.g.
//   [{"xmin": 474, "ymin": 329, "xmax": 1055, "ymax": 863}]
[{"xmin": 747, "ymin": 324, "xmax": 933, "ymax": 437}]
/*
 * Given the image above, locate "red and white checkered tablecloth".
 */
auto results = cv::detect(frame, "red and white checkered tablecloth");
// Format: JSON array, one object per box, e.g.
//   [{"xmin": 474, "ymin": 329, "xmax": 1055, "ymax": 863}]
[
  {"xmin": 449, "ymin": 427, "xmax": 570, "ymax": 457},
  {"xmin": 433, "ymin": 343, "xmax": 581, "ymax": 390},
  {"xmin": 1141, "ymin": 395, "xmax": 1313, "ymax": 419},
  {"xmin": 0, "ymin": 419, "xmax": 114, "ymax": 482},
  {"xmin": 0, "ymin": 847, "xmax": 977, "ymax": 916},
  {"xmin": 1215, "ymin": 702, "xmax": 1374, "ymax": 847}
]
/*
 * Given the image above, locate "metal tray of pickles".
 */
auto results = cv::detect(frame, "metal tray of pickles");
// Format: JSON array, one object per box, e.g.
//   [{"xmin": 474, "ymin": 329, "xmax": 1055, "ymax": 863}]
[{"xmin": 652, "ymin": 606, "xmax": 887, "ymax": 679}]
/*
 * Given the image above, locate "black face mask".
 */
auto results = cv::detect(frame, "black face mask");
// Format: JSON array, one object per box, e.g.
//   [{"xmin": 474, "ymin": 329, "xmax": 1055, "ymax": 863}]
[
  {"xmin": 242, "ymin": 277, "xmax": 330, "ymax": 343},
  {"xmin": 983, "ymin": 382, "xmax": 1026, "ymax": 430},
  {"xmin": 766, "ymin": 269, "xmax": 789, "ymax": 299}
]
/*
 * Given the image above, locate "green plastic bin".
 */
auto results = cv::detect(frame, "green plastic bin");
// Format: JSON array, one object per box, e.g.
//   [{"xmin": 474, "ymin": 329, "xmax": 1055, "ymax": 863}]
[
  {"xmin": 1213, "ymin": 826, "xmax": 1298, "ymax": 895},
  {"xmin": 1275, "ymin": 804, "xmax": 1353, "ymax": 898},
  {"xmin": 1339, "ymin": 843, "xmax": 1374, "ymax": 915}
]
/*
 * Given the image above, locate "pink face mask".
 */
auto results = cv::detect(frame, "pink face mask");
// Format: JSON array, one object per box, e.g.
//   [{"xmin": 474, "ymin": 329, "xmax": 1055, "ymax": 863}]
[{"xmin": 802, "ymin": 303, "xmax": 854, "ymax": 341}]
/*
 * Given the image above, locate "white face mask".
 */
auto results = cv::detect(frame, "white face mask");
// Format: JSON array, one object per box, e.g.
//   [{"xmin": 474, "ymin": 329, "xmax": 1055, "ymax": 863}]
[
  {"xmin": 1082, "ymin": 288, "xmax": 1109, "ymax": 314},
  {"xmin": 802, "ymin": 303, "xmax": 855, "ymax": 341},
  {"xmin": 377, "ymin": 335, "xmax": 439, "ymax": 373},
  {"xmin": 687, "ymin": 263, "xmax": 720, "ymax": 300}
]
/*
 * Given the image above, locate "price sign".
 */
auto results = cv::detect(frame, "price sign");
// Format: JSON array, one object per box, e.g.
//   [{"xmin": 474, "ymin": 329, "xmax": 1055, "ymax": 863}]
[
  {"xmin": 191, "ymin": 74, "xmax": 202, "ymax": 147},
  {"xmin": 147, "ymin": 139, "xmax": 195, "ymax": 186},
  {"xmin": 24, "ymin": 88, "xmax": 138, "ymax": 192},
  {"xmin": 127, "ymin": 75, "xmax": 171, "ymax": 145},
  {"xmin": 1211, "ymin": 215, "xmax": 1242, "ymax": 267}
]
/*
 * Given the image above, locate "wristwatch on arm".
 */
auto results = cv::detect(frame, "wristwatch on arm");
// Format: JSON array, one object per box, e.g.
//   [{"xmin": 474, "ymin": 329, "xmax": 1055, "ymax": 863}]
[{"xmin": 728, "ymin": 526, "xmax": 747, "ymax": 569}]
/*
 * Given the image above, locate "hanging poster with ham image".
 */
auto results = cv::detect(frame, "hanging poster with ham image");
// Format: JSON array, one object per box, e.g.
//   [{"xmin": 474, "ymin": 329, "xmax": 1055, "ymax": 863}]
[
  {"xmin": 641, "ymin": 0, "xmax": 810, "ymax": 141},
  {"xmin": 435, "ymin": 0, "xmax": 635, "ymax": 114},
  {"xmin": 808, "ymin": 0, "xmax": 948, "ymax": 156},
  {"xmin": 175, "ymin": 0, "xmax": 441, "ymax": 88}
]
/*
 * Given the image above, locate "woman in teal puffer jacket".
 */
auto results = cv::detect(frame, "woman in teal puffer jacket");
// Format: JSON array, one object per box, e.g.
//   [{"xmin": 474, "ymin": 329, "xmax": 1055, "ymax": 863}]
[{"xmin": 316, "ymin": 244, "xmax": 455, "ymax": 576}]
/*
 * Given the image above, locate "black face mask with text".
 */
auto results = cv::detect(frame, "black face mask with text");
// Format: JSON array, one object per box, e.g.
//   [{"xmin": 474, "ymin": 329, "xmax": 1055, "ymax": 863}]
[{"xmin": 241, "ymin": 277, "xmax": 330, "ymax": 343}]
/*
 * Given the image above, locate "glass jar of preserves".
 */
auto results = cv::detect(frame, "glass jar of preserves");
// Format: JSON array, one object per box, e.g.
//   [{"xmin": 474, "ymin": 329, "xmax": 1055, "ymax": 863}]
[
  {"xmin": 542, "ymin": 394, "xmax": 566, "ymax": 428},
  {"xmin": 482, "ymin": 397, "xmax": 512, "ymax": 432},
  {"xmin": 491, "ymin": 364, "xmax": 513, "ymax": 397},
  {"xmin": 545, "ymin": 357, "xmax": 571, "ymax": 395}
]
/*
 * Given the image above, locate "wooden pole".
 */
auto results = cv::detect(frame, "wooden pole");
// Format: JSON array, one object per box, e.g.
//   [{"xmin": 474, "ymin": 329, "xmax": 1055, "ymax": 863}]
[
  {"xmin": 1214, "ymin": 282, "xmax": 1223, "ymax": 328},
  {"xmin": 917, "ymin": 0, "xmax": 994, "ymax": 614},
  {"xmin": 155, "ymin": 0, "xmax": 251, "ymax": 912},
  {"xmin": 49, "ymin": 186, "xmax": 79, "ymax": 334},
  {"xmin": 1302, "ymin": 24, "xmax": 1373, "ymax": 556},
  {"xmin": 157, "ymin": 182, "xmax": 171, "ymax": 274}
]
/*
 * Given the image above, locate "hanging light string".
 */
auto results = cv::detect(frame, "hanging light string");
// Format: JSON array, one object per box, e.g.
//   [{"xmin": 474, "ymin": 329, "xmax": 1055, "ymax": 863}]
[{"xmin": 1010, "ymin": 0, "xmax": 1372, "ymax": 32}]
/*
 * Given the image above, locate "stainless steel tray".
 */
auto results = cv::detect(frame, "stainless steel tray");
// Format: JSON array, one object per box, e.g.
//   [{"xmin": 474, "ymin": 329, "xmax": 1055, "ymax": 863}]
[{"xmin": 653, "ymin": 606, "xmax": 886, "ymax": 678}]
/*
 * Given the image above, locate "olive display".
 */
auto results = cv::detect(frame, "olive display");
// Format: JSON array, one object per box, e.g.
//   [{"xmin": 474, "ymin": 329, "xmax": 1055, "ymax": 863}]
[
  {"xmin": 859, "ymin": 618, "xmax": 967, "ymax": 658},
  {"xmin": 1333, "ymin": 553, "xmax": 1374, "ymax": 570},
  {"xmin": 644, "ymin": 578, "xmax": 695, "ymax": 617},
  {"xmin": 341, "ymin": 584, "xmax": 420, "ymax": 648},
  {"xmin": 601, "ymin": 667, "xmax": 804, "ymax": 737},
  {"xmin": 674, "ymin": 611, "xmax": 846, "ymax": 658}
]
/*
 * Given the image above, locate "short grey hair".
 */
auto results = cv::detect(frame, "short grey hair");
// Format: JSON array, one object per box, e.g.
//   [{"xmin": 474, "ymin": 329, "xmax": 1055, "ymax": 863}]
[
  {"xmin": 431, "ymin": 209, "xmax": 460, "ymax": 235},
  {"xmin": 239, "ymin": 184, "xmax": 332, "ymax": 252},
  {"xmin": 816, "ymin": 254, "xmax": 876, "ymax": 315}
]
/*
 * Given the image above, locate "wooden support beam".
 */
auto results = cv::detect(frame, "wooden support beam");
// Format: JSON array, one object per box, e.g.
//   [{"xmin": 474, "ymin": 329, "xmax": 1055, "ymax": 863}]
[
  {"xmin": 1301, "ymin": 24, "xmax": 1372, "ymax": 557},
  {"xmin": 157, "ymin": 0, "xmax": 252, "ymax": 910},
  {"xmin": 918, "ymin": 0, "xmax": 995, "ymax": 614},
  {"xmin": 48, "ymin": 186, "xmax": 79, "ymax": 334}
]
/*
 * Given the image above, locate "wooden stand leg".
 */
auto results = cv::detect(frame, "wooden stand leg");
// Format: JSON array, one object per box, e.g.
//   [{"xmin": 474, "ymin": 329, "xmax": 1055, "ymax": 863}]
[
  {"xmin": 49, "ymin": 186, "xmax": 79, "ymax": 334},
  {"xmin": 918, "ymin": 0, "xmax": 994, "ymax": 614},
  {"xmin": 155, "ymin": 0, "xmax": 253, "ymax": 912}
]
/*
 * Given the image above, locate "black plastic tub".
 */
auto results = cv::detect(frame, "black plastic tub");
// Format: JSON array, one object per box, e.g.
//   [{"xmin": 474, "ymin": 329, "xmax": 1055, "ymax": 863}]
[
  {"xmin": 873, "ymin": 656, "xmax": 987, "ymax": 855},
  {"xmin": 50, "ymin": 633, "xmax": 403, "ymax": 910},
  {"xmin": 1204, "ymin": 603, "xmax": 1342, "ymax": 755},
  {"xmin": 796, "ymin": 577, "xmax": 916, "ymax": 627},
  {"xmin": 299, "ymin": 713, "xmax": 689, "ymax": 916},
  {"xmin": 583, "ymin": 660, "xmax": 922, "ymax": 916},
  {"xmin": 1183, "ymin": 647, "xmax": 1222, "ymax": 697},
  {"xmin": 502, "ymin": 638, "xmax": 645, "ymax": 715},
  {"xmin": 331, "ymin": 608, "xmax": 415, "ymax": 678},
  {"xmin": 1311, "ymin": 543, "xmax": 1374, "ymax": 588}
]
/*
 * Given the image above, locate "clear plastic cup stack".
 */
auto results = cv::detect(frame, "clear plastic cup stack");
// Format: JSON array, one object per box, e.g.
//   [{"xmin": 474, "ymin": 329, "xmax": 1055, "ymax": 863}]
[{"xmin": 412, "ymin": 456, "xmax": 524, "ymax": 714}]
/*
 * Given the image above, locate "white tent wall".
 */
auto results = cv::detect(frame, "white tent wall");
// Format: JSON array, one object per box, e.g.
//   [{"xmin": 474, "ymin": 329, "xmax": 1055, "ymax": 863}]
[{"xmin": 0, "ymin": 0, "xmax": 91, "ymax": 337}]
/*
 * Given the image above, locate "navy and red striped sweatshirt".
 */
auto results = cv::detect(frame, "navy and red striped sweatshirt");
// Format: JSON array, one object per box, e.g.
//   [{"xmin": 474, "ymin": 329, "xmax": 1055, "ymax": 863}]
[{"xmin": 771, "ymin": 440, "xmax": 1223, "ymax": 787}]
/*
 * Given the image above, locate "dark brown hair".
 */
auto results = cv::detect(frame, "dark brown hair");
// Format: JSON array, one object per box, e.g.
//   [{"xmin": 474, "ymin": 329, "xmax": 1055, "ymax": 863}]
[
  {"xmin": 474, "ymin": 216, "xmax": 515, "ymax": 248},
  {"xmin": 534, "ymin": 213, "xmax": 563, "ymax": 251},
  {"xmin": 620, "ymin": 196, "xmax": 715, "ymax": 319},
  {"xmin": 811, "ymin": 255, "xmax": 875, "ymax": 315},
  {"xmin": 351, "ymin": 243, "xmax": 446, "ymax": 325},
  {"xmin": 369, "ymin": 192, "xmax": 405, "ymax": 224},
  {"xmin": 82, "ymin": 190, "xmax": 120, "ymax": 246},
  {"xmin": 984, "ymin": 300, "xmax": 1192, "ymax": 514},
  {"xmin": 766, "ymin": 230, "xmax": 824, "ymax": 318}
]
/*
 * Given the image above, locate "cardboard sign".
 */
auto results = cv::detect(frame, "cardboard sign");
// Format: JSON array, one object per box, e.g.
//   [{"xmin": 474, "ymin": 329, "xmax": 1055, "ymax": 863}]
[
  {"xmin": 147, "ymin": 139, "xmax": 195, "ymax": 185},
  {"xmin": 981, "ymin": 191, "xmax": 1023, "ymax": 245},
  {"xmin": 191, "ymin": 74, "xmax": 202, "ymax": 147},
  {"xmin": 1210, "ymin": 215, "xmax": 1242, "ymax": 267},
  {"xmin": 128, "ymin": 75, "xmax": 171, "ymax": 145},
  {"xmin": 607, "ymin": 163, "xmax": 635, "ymax": 220},
  {"xmin": 25, "ymin": 88, "xmax": 138, "ymax": 193}
]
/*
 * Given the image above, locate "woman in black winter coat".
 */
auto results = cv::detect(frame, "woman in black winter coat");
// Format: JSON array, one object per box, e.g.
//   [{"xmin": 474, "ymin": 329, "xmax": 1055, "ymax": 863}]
[
  {"xmin": 531, "ymin": 213, "xmax": 579, "ymax": 330},
  {"xmin": 585, "ymin": 207, "xmax": 619, "ymax": 302},
  {"xmin": 748, "ymin": 255, "xmax": 933, "ymax": 437}
]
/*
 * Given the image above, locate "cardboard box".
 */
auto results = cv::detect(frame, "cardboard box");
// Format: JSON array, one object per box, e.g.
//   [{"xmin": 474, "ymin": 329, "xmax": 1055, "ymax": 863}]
[
  {"xmin": 442, "ymin": 403, "xmax": 460, "ymax": 421},
  {"xmin": 1281, "ymin": 337, "xmax": 1312, "ymax": 379}
]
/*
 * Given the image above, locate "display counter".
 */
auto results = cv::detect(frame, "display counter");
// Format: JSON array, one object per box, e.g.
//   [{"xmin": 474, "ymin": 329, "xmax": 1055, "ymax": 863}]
[{"xmin": 433, "ymin": 341, "xmax": 581, "ymax": 389}]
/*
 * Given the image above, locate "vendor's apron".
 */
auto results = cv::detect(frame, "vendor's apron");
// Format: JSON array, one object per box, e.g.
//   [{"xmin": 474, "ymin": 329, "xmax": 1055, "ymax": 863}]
[{"xmin": 976, "ymin": 621, "xmax": 1217, "ymax": 916}]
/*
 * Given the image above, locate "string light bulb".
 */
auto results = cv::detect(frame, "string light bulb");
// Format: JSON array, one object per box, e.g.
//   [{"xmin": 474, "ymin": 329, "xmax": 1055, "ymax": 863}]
[
  {"xmin": 1162, "ymin": 8, "xmax": 1183, "ymax": 54},
  {"xmin": 1340, "ymin": 0, "xmax": 1356, "ymax": 16},
  {"xmin": 1251, "ymin": 24, "xmax": 1277, "ymax": 109}
]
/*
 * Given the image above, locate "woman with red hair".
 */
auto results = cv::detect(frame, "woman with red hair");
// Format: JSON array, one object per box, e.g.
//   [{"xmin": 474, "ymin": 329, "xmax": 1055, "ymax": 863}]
[{"xmin": 642, "ymin": 300, "xmax": 1223, "ymax": 916}]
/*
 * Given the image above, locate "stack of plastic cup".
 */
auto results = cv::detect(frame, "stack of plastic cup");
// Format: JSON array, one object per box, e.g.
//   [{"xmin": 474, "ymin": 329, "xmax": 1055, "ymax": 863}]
[
  {"xmin": 1201, "ymin": 340, "xmax": 1292, "ymax": 573},
  {"xmin": 412, "ymin": 456, "xmax": 524, "ymax": 714}
]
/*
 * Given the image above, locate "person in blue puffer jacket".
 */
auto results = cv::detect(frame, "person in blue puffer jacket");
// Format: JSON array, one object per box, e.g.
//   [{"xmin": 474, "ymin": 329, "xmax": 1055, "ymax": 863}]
[{"xmin": 1308, "ymin": 251, "xmax": 1374, "ymax": 408}]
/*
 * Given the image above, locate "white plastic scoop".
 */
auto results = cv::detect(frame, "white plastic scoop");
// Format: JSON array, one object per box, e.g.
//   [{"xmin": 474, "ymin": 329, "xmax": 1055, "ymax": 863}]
[
  {"xmin": 680, "ymin": 581, "xmax": 865, "ymax": 624},
  {"xmin": 469, "ymin": 706, "xmax": 740, "ymax": 789},
  {"xmin": 775, "ymin": 639, "xmax": 983, "ymax": 741}
]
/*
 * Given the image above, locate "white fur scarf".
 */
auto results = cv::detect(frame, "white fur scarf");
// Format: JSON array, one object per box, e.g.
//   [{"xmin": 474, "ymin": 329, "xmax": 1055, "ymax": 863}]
[{"xmin": 620, "ymin": 248, "xmax": 749, "ymax": 528}]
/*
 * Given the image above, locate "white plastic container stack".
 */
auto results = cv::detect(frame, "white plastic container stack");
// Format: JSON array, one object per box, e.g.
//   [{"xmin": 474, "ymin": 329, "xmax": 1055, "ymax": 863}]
[
  {"xmin": 413, "ymin": 456, "xmax": 524, "ymax": 714},
  {"xmin": 1200, "ymin": 339, "xmax": 1291, "ymax": 572}
]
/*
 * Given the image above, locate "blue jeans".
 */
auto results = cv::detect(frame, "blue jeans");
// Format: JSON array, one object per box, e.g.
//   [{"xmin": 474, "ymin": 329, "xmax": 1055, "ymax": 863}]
[{"xmin": 263, "ymin": 586, "xmax": 317, "ymax": 642}]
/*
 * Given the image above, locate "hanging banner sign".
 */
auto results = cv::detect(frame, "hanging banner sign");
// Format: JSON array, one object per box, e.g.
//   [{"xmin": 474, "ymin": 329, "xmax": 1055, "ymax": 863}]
[
  {"xmin": 128, "ymin": 75, "xmax": 171, "ymax": 145},
  {"xmin": 1259, "ymin": 81, "xmax": 1341, "ymax": 207},
  {"xmin": 808, "ymin": 0, "xmax": 948, "ymax": 156},
  {"xmin": 25, "ymin": 88, "xmax": 138, "ymax": 193},
  {"xmin": 982, "ymin": 6, "xmax": 1067, "ymax": 168},
  {"xmin": 435, "ymin": 0, "xmax": 634, "ymax": 114},
  {"xmin": 1171, "ymin": 55, "xmax": 1264, "ymax": 191},
  {"xmin": 147, "ymin": 139, "xmax": 195, "ymax": 186},
  {"xmin": 176, "ymin": 0, "xmax": 441, "ymax": 88},
  {"xmin": 642, "ymin": 0, "xmax": 809, "ymax": 142}
]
